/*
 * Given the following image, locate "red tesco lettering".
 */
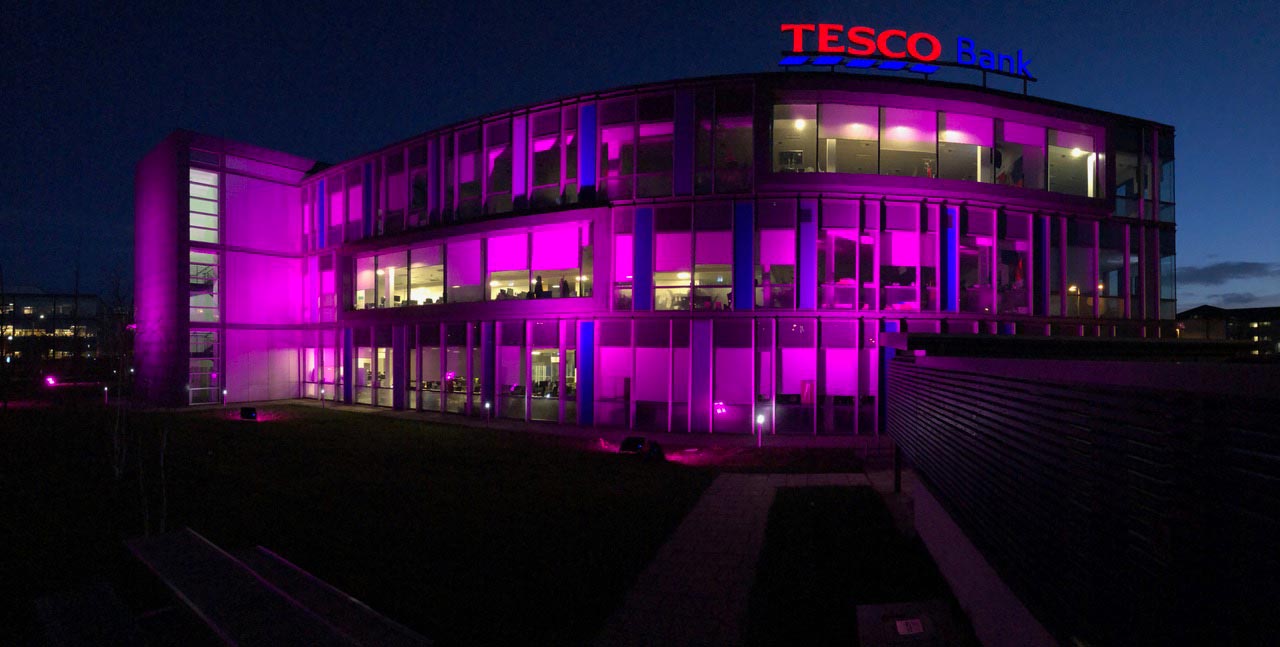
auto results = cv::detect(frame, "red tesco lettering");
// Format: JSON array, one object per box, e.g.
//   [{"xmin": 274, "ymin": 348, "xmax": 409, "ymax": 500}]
[{"xmin": 781, "ymin": 24, "xmax": 942, "ymax": 62}]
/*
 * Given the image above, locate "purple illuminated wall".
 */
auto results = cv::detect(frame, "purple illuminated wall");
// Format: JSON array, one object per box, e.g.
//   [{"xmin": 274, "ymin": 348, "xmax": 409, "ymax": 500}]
[
  {"xmin": 134, "ymin": 134, "xmax": 186, "ymax": 406},
  {"xmin": 135, "ymin": 132, "xmax": 314, "ymax": 406}
]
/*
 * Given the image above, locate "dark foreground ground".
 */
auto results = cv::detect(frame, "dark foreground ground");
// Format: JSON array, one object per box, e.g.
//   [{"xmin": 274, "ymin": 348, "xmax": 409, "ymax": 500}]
[{"xmin": 2, "ymin": 398, "xmax": 897, "ymax": 644}]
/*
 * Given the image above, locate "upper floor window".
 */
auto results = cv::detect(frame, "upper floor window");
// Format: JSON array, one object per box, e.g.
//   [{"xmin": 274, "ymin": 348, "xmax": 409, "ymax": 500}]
[
  {"xmin": 188, "ymin": 168, "xmax": 219, "ymax": 244},
  {"xmin": 770, "ymin": 101, "xmax": 1105, "ymax": 199}
]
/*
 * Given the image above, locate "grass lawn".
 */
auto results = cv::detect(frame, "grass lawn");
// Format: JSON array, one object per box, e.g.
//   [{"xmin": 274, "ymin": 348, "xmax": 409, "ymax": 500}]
[
  {"xmin": 0, "ymin": 402, "xmax": 717, "ymax": 644},
  {"xmin": 745, "ymin": 486, "xmax": 978, "ymax": 646}
]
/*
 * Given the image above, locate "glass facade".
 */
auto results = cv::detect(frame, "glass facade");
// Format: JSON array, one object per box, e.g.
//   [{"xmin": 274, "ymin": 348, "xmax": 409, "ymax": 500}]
[{"xmin": 141, "ymin": 74, "xmax": 1178, "ymax": 432}]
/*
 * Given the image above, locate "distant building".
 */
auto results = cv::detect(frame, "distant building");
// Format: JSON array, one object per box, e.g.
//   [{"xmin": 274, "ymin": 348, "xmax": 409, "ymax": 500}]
[
  {"xmin": 1178, "ymin": 304, "xmax": 1280, "ymax": 354},
  {"xmin": 0, "ymin": 288, "xmax": 106, "ymax": 360}
]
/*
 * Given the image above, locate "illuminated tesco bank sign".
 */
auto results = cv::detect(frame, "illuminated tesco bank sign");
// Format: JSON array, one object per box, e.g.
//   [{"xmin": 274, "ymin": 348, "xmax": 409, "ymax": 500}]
[{"xmin": 780, "ymin": 23, "xmax": 1034, "ymax": 79}]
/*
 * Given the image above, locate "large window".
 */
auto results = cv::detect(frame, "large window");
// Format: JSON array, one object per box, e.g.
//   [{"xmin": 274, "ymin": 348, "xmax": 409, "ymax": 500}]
[
  {"xmin": 880, "ymin": 108, "xmax": 937, "ymax": 178},
  {"xmin": 636, "ymin": 94, "xmax": 674, "ymax": 197},
  {"xmin": 346, "ymin": 167, "xmax": 363, "ymax": 241},
  {"xmin": 189, "ymin": 328, "xmax": 219, "ymax": 405},
  {"xmin": 998, "ymin": 212, "xmax": 1031, "ymax": 315},
  {"xmin": 354, "ymin": 255, "xmax": 376, "ymax": 309},
  {"xmin": 189, "ymin": 249, "xmax": 219, "ymax": 323},
  {"xmin": 613, "ymin": 208, "xmax": 633, "ymax": 310},
  {"xmin": 938, "ymin": 113, "xmax": 993, "ymax": 182},
  {"xmin": 376, "ymin": 251, "xmax": 408, "ymax": 308},
  {"xmin": 446, "ymin": 239, "xmax": 483, "ymax": 303},
  {"xmin": 188, "ymin": 167, "xmax": 219, "ymax": 244},
  {"xmin": 408, "ymin": 143, "xmax": 429, "ymax": 228},
  {"xmin": 1114, "ymin": 126, "xmax": 1142, "ymax": 218},
  {"xmin": 532, "ymin": 223, "xmax": 591, "ymax": 298},
  {"xmin": 880, "ymin": 203, "xmax": 923, "ymax": 311},
  {"xmin": 383, "ymin": 151, "xmax": 406, "ymax": 235},
  {"xmin": 773, "ymin": 104, "xmax": 817, "ymax": 172},
  {"xmin": 819, "ymin": 104, "xmax": 878, "ymax": 174},
  {"xmin": 1160, "ymin": 228, "xmax": 1176, "ymax": 319},
  {"xmin": 485, "ymin": 119, "xmax": 512, "ymax": 214},
  {"xmin": 1047, "ymin": 129, "xmax": 1098, "ymax": 197},
  {"xmin": 457, "ymin": 127, "xmax": 482, "ymax": 219},
  {"xmin": 714, "ymin": 86, "xmax": 754, "ymax": 193},
  {"xmin": 1158, "ymin": 130, "xmax": 1175, "ymax": 223},
  {"xmin": 959, "ymin": 208, "xmax": 994, "ymax": 314},
  {"xmin": 996, "ymin": 120, "xmax": 1045, "ymax": 189},
  {"xmin": 758, "ymin": 228, "xmax": 795, "ymax": 308},
  {"xmin": 409, "ymin": 244, "xmax": 444, "ymax": 305},
  {"xmin": 487, "ymin": 233, "xmax": 529, "ymax": 300},
  {"xmin": 531, "ymin": 109, "xmax": 562, "ymax": 208},
  {"xmin": 599, "ymin": 98, "xmax": 635, "ymax": 200},
  {"xmin": 1099, "ymin": 222, "xmax": 1126, "ymax": 318},
  {"xmin": 654, "ymin": 209, "xmax": 693, "ymax": 311},
  {"xmin": 1065, "ymin": 220, "xmax": 1096, "ymax": 317},
  {"xmin": 694, "ymin": 229, "xmax": 732, "ymax": 310}
]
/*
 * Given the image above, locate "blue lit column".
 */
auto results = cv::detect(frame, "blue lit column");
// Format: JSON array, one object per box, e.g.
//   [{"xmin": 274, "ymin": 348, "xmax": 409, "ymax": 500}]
[
  {"xmin": 942, "ymin": 205, "xmax": 960, "ymax": 312},
  {"xmin": 797, "ymin": 199, "xmax": 818, "ymax": 309},
  {"xmin": 578, "ymin": 104, "xmax": 597, "ymax": 201},
  {"xmin": 633, "ymin": 207, "xmax": 654, "ymax": 311},
  {"xmin": 316, "ymin": 179, "xmax": 326, "ymax": 249},
  {"xmin": 578, "ymin": 321, "xmax": 594, "ymax": 425},
  {"xmin": 733, "ymin": 202, "xmax": 754, "ymax": 311}
]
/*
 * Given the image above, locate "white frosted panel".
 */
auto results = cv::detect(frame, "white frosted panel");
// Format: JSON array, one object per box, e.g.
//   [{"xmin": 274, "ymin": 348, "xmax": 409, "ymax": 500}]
[
  {"xmin": 634, "ymin": 348, "xmax": 670, "ymax": 401},
  {"xmin": 225, "ymin": 329, "xmax": 300, "ymax": 403},
  {"xmin": 824, "ymin": 348, "xmax": 857, "ymax": 395},
  {"xmin": 224, "ymin": 252, "xmax": 302, "ymax": 324},
  {"xmin": 780, "ymin": 347, "xmax": 817, "ymax": 393},
  {"xmin": 714, "ymin": 348, "xmax": 751, "ymax": 403},
  {"xmin": 224, "ymin": 174, "xmax": 302, "ymax": 252}
]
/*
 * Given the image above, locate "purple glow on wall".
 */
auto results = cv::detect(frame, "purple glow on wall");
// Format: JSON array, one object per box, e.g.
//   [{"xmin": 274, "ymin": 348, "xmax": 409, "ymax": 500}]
[
  {"xmin": 940, "ymin": 113, "xmax": 994, "ymax": 146},
  {"xmin": 531, "ymin": 225, "xmax": 579, "ymax": 270},
  {"xmin": 532, "ymin": 135, "xmax": 557, "ymax": 153},
  {"xmin": 882, "ymin": 107, "xmax": 936, "ymax": 143},
  {"xmin": 638, "ymin": 122, "xmax": 673, "ymax": 138},
  {"xmin": 695, "ymin": 231, "xmax": 732, "ymax": 265},
  {"xmin": 1002, "ymin": 121, "xmax": 1045, "ymax": 147},
  {"xmin": 655, "ymin": 232, "xmax": 692, "ymax": 272},
  {"xmin": 487, "ymin": 233, "xmax": 528, "ymax": 272},
  {"xmin": 1052, "ymin": 130, "xmax": 1093, "ymax": 151},
  {"xmin": 447, "ymin": 239, "xmax": 482, "ymax": 283},
  {"xmin": 759, "ymin": 229, "xmax": 796, "ymax": 266}
]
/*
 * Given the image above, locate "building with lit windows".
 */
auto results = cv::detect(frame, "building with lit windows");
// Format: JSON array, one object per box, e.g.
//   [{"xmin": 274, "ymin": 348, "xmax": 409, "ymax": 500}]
[
  {"xmin": 134, "ymin": 72, "xmax": 1177, "ymax": 433},
  {"xmin": 1179, "ymin": 304, "xmax": 1280, "ymax": 355},
  {"xmin": 0, "ymin": 289, "xmax": 106, "ymax": 361}
]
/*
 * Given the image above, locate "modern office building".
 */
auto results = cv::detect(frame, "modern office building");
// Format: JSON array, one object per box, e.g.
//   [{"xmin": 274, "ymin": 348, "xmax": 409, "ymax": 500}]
[{"xmin": 134, "ymin": 71, "xmax": 1177, "ymax": 434}]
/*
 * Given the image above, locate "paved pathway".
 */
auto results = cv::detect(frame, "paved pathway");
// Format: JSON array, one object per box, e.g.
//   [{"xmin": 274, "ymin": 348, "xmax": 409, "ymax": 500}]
[{"xmin": 595, "ymin": 472, "xmax": 866, "ymax": 646}]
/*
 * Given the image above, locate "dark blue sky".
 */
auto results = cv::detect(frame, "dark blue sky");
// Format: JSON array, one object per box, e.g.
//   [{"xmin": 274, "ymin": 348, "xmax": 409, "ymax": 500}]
[{"xmin": 2, "ymin": 0, "xmax": 1276, "ymax": 308}]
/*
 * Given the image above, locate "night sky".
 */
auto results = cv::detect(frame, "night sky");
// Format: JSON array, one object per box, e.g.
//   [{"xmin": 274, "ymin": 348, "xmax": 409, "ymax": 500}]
[{"xmin": 2, "ymin": 0, "xmax": 1276, "ymax": 309}]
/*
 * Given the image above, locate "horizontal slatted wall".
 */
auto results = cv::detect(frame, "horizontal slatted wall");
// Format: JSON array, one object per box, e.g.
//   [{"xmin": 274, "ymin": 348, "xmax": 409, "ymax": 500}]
[{"xmin": 887, "ymin": 356, "xmax": 1280, "ymax": 646}]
